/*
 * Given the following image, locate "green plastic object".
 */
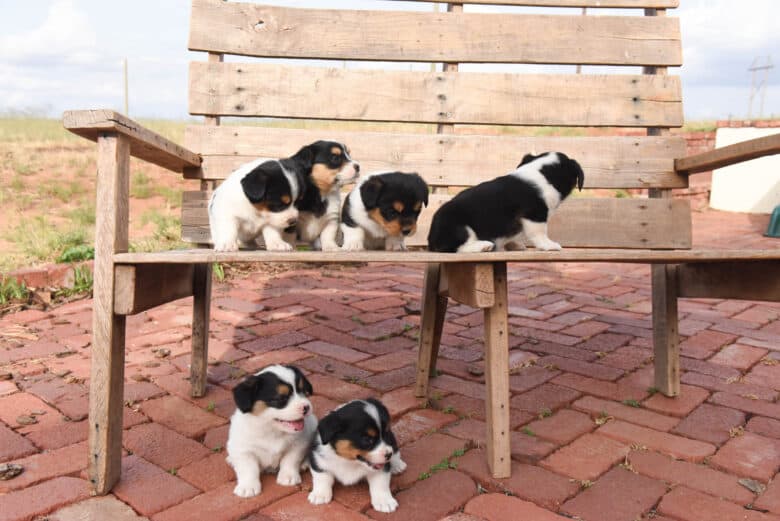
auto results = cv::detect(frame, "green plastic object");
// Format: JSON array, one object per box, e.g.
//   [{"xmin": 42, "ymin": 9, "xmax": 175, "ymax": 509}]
[{"xmin": 767, "ymin": 205, "xmax": 780, "ymax": 238}]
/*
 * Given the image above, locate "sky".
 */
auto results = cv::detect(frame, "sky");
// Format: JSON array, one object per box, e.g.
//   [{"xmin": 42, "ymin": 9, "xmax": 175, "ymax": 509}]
[{"xmin": 0, "ymin": 0, "xmax": 778, "ymax": 122}]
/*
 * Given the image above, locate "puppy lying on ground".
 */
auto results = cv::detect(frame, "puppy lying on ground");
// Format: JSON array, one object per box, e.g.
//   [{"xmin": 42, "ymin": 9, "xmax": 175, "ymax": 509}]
[
  {"xmin": 428, "ymin": 151, "xmax": 584, "ymax": 253},
  {"xmin": 308, "ymin": 398, "xmax": 406, "ymax": 512},
  {"xmin": 226, "ymin": 364, "xmax": 316, "ymax": 498},
  {"xmin": 341, "ymin": 171, "xmax": 429, "ymax": 251}
]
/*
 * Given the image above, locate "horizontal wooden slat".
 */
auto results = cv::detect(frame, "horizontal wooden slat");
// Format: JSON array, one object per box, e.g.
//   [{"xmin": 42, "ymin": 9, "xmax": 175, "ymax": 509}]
[
  {"xmin": 114, "ymin": 264, "xmax": 195, "ymax": 315},
  {"xmin": 181, "ymin": 192, "xmax": 691, "ymax": 249},
  {"xmin": 189, "ymin": 2, "xmax": 680, "ymax": 66},
  {"xmin": 402, "ymin": 0, "xmax": 678, "ymax": 7},
  {"xmin": 189, "ymin": 62, "xmax": 683, "ymax": 128},
  {"xmin": 184, "ymin": 126, "xmax": 688, "ymax": 189},
  {"xmin": 114, "ymin": 249, "xmax": 780, "ymax": 265},
  {"xmin": 675, "ymin": 133, "xmax": 780, "ymax": 175},
  {"xmin": 63, "ymin": 110, "xmax": 201, "ymax": 173},
  {"xmin": 677, "ymin": 261, "xmax": 780, "ymax": 301}
]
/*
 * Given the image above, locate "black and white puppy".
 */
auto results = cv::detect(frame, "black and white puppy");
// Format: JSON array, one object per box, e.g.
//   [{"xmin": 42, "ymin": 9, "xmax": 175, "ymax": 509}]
[
  {"xmin": 428, "ymin": 152, "xmax": 584, "ymax": 253},
  {"xmin": 288, "ymin": 141, "xmax": 360, "ymax": 251},
  {"xmin": 208, "ymin": 153, "xmax": 305, "ymax": 252},
  {"xmin": 308, "ymin": 398, "xmax": 407, "ymax": 513},
  {"xmin": 341, "ymin": 172, "xmax": 429, "ymax": 251},
  {"xmin": 226, "ymin": 364, "xmax": 316, "ymax": 498}
]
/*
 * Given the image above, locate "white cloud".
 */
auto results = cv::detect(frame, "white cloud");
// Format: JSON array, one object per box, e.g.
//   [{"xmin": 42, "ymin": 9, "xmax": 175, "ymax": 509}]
[{"xmin": 0, "ymin": 0, "xmax": 97, "ymax": 66}]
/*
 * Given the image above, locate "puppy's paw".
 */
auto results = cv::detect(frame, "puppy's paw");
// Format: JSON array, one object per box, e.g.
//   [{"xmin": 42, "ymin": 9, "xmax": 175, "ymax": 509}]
[
  {"xmin": 371, "ymin": 493, "xmax": 399, "ymax": 513},
  {"xmin": 538, "ymin": 240, "xmax": 562, "ymax": 251},
  {"xmin": 276, "ymin": 469, "xmax": 301, "ymax": 486},
  {"xmin": 213, "ymin": 241, "xmax": 239, "ymax": 252},
  {"xmin": 321, "ymin": 243, "xmax": 340, "ymax": 252},
  {"xmin": 266, "ymin": 240, "xmax": 294, "ymax": 252},
  {"xmin": 342, "ymin": 242, "xmax": 365, "ymax": 251},
  {"xmin": 233, "ymin": 480, "xmax": 261, "ymax": 498},
  {"xmin": 308, "ymin": 490, "xmax": 333, "ymax": 505},
  {"xmin": 385, "ymin": 241, "xmax": 407, "ymax": 252},
  {"xmin": 390, "ymin": 457, "xmax": 407, "ymax": 475}
]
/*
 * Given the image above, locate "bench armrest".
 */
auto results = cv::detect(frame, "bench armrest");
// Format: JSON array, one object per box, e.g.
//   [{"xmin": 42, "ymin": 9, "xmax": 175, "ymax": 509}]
[
  {"xmin": 675, "ymin": 132, "xmax": 780, "ymax": 175},
  {"xmin": 63, "ymin": 109, "xmax": 201, "ymax": 173}
]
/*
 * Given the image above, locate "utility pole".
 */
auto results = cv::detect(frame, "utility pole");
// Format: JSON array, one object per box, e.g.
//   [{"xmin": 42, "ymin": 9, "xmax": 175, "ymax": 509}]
[
  {"xmin": 747, "ymin": 56, "xmax": 773, "ymax": 119},
  {"xmin": 123, "ymin": 58, "xmax": 129, "ymax": 116}
]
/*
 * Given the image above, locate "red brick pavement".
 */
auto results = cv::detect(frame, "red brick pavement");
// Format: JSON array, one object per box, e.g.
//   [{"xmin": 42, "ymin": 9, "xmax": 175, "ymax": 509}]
[{"xmin": 0, "ymin": 210, "xmax": 779, "ymax": 520}]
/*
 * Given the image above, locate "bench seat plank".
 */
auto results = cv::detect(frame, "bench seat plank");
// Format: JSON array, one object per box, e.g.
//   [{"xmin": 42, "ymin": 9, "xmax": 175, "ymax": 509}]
[
  {"xmin": 114, "ymin": 249, "xmax": 780, "ymax": 265},
  {"xmin": 189, "ymin": 2, "xmax": 680, "ymax": 66},
  {"xmin": 184, "ymin": 126, "xmax": 688, "ymax": 189},
  {"xmin": 406, "ymin": 0, "xmax": 679, "ymax": 6},
  {"xmin": 189, "ymin": 62, "xmax": 683, "ymax": 127}
]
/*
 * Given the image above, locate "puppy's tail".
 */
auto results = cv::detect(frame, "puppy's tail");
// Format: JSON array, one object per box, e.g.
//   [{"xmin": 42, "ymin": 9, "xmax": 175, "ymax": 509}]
[{"xmin": 427, "ymin": 211, "xmax": 464, "ymax": 253}]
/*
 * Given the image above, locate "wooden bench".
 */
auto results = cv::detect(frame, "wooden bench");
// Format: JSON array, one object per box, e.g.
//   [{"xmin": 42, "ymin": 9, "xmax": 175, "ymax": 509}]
[{"xmin": 64, "ymin": 0, "xmax": 780, "ymax": 495}]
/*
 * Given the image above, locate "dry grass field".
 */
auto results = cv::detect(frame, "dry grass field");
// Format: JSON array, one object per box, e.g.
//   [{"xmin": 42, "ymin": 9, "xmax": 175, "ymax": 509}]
[{"xmin": 0, "ymin": 118, "xmax": 192, "ymax": 275}]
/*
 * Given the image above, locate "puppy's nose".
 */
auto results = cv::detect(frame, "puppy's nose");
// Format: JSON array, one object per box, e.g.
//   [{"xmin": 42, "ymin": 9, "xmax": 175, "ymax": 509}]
[
  {"xmin": 402, "ymin": 228, "xmax": 413, "ymax": 236},
  {"xmin": 302, "ymin": 404, "xmax": 310, "ymax": 416},
  {"xmin": 384, "ymin": 450, "xmax": 392, "ymax": 461},
  {"xmin": 353, "ymin": 163, "xmax": 360, "ymax": 174}
]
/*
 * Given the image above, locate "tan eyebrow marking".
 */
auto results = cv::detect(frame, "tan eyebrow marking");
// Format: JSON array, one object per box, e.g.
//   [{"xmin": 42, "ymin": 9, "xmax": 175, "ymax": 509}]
[
  {"xmin": 393, "ymin": 201, "xmax": 404, "ymax": 213},
  {"xmin": 276, "ymin": 384, "xmax": 290, "ymax": 395},
  {"xmin": 330, "ymin": 147, "xmax": 343, "ymax": 155}
]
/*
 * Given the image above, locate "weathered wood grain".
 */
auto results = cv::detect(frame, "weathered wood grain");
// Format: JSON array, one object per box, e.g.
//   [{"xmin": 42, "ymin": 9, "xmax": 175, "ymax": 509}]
[
  {"xmin": 184, "ymin": 126, "xmax": 688, "ymax": 189},
  {"xmin": 188, "ymin": 62, "xmax": 683, "ymax": 128},
  {"xmin": 675, "ymin": 132, "xmax": 780, "ymax": 174},
  {"xmin": 180, "ymin": 192, "xmax": 692, "ymax": 250},
  {"xmin": 402, "ymin": 0, "xmax": 678, "ymax": 6},
  {"xmin": 677, "ymin": 261, "xmax": 780, "ymax": 301},
  {"xmin": 64, "ymin": 110, "xmax": 201, "ymax": 172},
  {"xmin": 189, "ymin": 1, "xmax": 680, "ymax": 66},
  {"xmin": 114, "ymin": 264, "xmax": 194, "ymax": 315}
]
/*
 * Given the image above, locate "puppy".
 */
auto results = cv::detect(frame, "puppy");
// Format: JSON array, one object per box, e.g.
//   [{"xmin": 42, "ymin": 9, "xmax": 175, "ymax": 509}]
[
  {"xmin": 226, "ymin": 364, "xmax": 316, "ymax": 498},
  {"xmin": 341, "ymin": 172, "xmax": 429, "ymax": 251},
  {"xmin": 428, "ymin": 151, "xmax": 584, "ymax": 253},
  {"xmin": 308, "ymin": 398, "xmax": 407, "ymax": 513},
  {"xmin": 289, "ymin": 140, "xmax": 360, "ymax": 251},
  {"xmin": 208, "ymin": 152, "xmax": 305, "ymax": 252}
]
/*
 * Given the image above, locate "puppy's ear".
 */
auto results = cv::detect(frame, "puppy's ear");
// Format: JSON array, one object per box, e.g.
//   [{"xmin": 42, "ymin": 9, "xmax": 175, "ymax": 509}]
[
  {"xmin": 517, "ymin": 153, "xmax": 538, "ymax": 168},
  {"xmin": 318, "ymin": 412, "xmax": 344, "ymax": 445},
  {"xmin": 233, "ymin": 375, "xmax": 261, "ymax": 413},
  {"xmin": 360, "ymin": 176, "xmax": 384, "ymax": 209},
  {"xmin": 291, "ymin": 143, "xmax": 316, "ymax": 170},
  {"xmin": 410, "ymin": 173, "xmax": 429, "ymax": 207},
  {"xmin": 240, "ymin": 165, "xmax": 270, "ymax": 203}
]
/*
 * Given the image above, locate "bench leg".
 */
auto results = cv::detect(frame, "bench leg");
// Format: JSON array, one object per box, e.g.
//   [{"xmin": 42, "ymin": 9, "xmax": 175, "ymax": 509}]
[
  {"xmin": 88, "ymin": 133, "xmax": 130, "ymax": 495},
  {"xmin": 415, "ymin": 263, "xmax": 447, "ymax": 398},
  {"xmin": 483, "ymin": 262, "xmax": 511, "ymax": 479},
  {"xmin": 191, "ymin": 263, "xmax": 212, "ymax": 398},
  {"xmin": 652, "ymin": 264, "xmax": 680, "ymax": 397}
]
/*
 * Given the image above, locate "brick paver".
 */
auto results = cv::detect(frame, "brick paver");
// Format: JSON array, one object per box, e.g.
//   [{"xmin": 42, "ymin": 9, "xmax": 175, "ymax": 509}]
[{"xmin": 0, "ymin": 210, "xmax": 778, "ymax": 520}]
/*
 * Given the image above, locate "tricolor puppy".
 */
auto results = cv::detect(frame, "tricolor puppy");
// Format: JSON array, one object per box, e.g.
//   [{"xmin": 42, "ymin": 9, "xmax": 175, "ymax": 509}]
[
  {"xmin": 288, "ymin": 140, "xmax": 360, "ymax": 251},
  {"xmin": 428, "ymin": 152, "xmax": 584, "ymax": 253},
  {"xmin": 226, "ymin": 365, "xmax": 316, "ymax": 498},
  {"xmin": 208, "ymin": 150, "xmax": 306, "ymax": 252},
  {"xmin": 341, "ymin": 172, "xmax": 429, "ymax": 251},
  {"xmin": 308, "ymin": 399, "xmax": 407, "ymax": 513}
]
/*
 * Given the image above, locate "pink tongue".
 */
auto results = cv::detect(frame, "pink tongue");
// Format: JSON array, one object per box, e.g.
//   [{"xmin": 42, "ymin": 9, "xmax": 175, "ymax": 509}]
[
  {"xmin": 288, "ymin": 420, "xmax": 304, "ymax": 431},
  {"xmin": 373, "ymin": 463, "xmax": 385, "ymax": 470}
]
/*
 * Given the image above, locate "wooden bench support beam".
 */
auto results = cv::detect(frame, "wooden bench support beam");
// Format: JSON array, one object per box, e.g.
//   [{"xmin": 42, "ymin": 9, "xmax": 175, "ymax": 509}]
[
  {"xmin": 89, "ymin": 133, "xmax": 130, "ymax": 495},
  {"xmin": 191, "ymin": 263, "xmax": 212, "ymax": 398},
  {"xmin": 440, "ymin": 263, "xmax": 495, "ymax": 308},
  {"xmin": 114, "ymin": 264, "xmax": 195, "ymax": 315},
  {"xmin": 415, "ymin": 263, "xmax": 448, "ymax": 398},
  {"xmin": 652, "ymin": 264, "xmax": 680, "ymax": 397},
  {"xmin": 678, "ymin": 261, "xmax": 780, "ymax": 301},
  {"xmin": 483, "ymin": 262, "xmax": 511, "ymax": 479}
]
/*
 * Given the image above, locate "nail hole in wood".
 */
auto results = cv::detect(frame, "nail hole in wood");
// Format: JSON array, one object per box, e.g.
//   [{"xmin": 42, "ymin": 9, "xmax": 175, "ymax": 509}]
[{"xmin": 255, "ymin": 20, "xmax": 265, "ymax": 30}]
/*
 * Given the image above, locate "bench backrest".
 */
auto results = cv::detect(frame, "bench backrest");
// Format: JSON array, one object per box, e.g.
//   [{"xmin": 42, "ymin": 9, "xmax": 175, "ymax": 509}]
[{"xmin": 182, "ymin": 0, "xmax": 689, "ymax": 249}]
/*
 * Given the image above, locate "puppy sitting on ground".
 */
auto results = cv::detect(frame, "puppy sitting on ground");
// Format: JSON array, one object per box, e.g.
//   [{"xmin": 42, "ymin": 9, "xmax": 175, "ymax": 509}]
[
  {"xmin": 288, "ymin": 140, "xmax": 360, "ymax": 251},
  {"xmin": 341, "ymin": 171, "xmax": 429, "ymax": 251},
  {"xmin": 308, "ymin": 398, "xmax": 406, "ymax": 513},
  {"xmin": 428, "ymin": 151, "xmax": 584, "ymax": 253},
  {"xmin": 226, "ymin": 364, "xmax": 316, "ymax": 498}
]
